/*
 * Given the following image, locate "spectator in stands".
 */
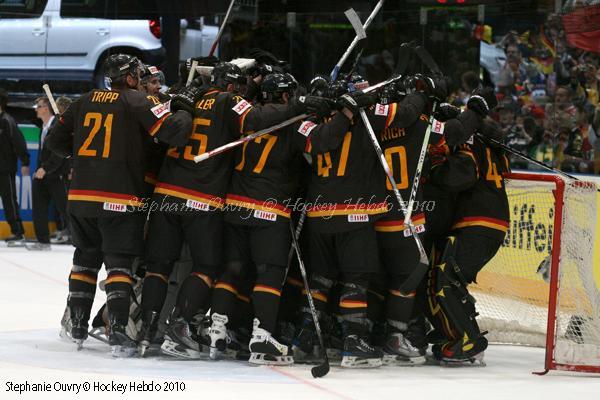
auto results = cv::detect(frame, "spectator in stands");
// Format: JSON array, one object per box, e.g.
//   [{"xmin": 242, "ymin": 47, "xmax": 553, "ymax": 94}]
[
  {"xmin": 0, "ymin": 88, "xmax": 29, "ymax": 245},
  {"xmin": 27, "ymin": 97, "xmax": 69, "ymax": 251},
  {"xmin": 561, "ymin": 133, "xmax": 591, "ymax": 173},
  {"xmin": 529, "ymin": 129, "xmax": 556, "ymax": 169},
  {"xmin": 545, "ymin": 86, "xmax": 577, "ymax": 129},
  {"xmin": 499, "ymin": 105, "xmax": 532, "ymax": 169}
]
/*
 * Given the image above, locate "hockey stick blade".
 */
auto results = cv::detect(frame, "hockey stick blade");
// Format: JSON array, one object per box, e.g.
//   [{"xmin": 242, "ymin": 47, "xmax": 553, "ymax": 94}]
[
  {"xmin": 42, "ymin": 84, "xmax": 60, "ymax": 114},
  {"xmin": 394, "ymin": 41, "xmax": 416, "ymax": 75},
  {"xmin": 311, "ymin": 361, "xmax": 330, "ymax": 378},
  {"xmin": 345, "ymin": 8, "xmax": 366, "ymax": 40}
]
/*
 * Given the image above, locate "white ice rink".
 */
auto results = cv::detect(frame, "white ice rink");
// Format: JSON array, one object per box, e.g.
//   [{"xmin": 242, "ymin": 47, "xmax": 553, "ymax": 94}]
[{"xmin": 1, "ymin": 243, "xmax": 599, "ymax": 400}]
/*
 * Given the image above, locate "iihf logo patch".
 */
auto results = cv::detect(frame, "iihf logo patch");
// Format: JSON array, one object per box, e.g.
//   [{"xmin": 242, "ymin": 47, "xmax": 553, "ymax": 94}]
[
  {"xmin": 298, "ymin": 121, "xmax": 317, "ymax": 137},
  {"xmin": 432, "ymin": 119, "xmax": 445, "ymax": 135},
  {"xmin": 374, "ymin": 103, "xmax": 389, "ymax": 116},
  {"xmin": 232, "ymin": 99, "xmax": 252, "ymax": 115}
]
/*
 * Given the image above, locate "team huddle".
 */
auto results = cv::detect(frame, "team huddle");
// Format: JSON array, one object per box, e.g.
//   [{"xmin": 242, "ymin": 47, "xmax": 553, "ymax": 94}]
[{"xmin": 48, "ymin": 47, "xmax": 509, "ymax": 370}]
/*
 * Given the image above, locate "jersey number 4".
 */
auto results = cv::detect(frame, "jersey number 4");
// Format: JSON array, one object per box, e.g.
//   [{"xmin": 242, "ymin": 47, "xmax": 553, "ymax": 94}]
[
  {"xmin": 317, "ymin": 131, "xmax": 352, "ymax": 177},
  {"xmin": 78, "ymin": 112, "xmax": 113, "ymax": 158},
  {"xmin": 485, "ymin": 148, "xmax": 503, "ymax": 189},
  {"xmin": 167, "ymin": 118, "xmax": 210, "ymax": 161}
]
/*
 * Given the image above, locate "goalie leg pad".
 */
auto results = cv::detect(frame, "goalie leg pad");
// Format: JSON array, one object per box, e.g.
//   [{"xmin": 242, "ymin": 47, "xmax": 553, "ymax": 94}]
[{"xmin": 427, "ymin": 236, "xmax": 486, "ymax": 360}]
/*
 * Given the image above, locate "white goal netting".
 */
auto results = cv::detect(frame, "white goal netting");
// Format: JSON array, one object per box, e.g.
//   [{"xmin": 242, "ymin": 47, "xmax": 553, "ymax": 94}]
[{"xmin": 470, "ymin": 174, "xmax": 600, "ymax": 370}]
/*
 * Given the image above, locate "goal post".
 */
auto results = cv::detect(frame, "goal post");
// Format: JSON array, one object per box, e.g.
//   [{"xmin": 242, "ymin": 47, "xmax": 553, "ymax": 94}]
[{"xmin": 471, "ymin": 172, "xmax": 600, "ymax": 374}]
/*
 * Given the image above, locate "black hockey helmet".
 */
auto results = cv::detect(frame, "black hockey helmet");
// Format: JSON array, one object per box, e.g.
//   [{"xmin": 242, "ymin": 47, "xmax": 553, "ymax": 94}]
[
  {"xmin": 140, "ymin": 64, "xmax": 165, "ymax": 85},
  {"xmin": 104, "ymin": 54, "xmax": 141, "ymax": 83},
  {"xmin": 261, "ymin": 73, "xmax": 297, "ymax": 104},
  {"xmin": 211, "ymin": 62, "xmax": 245, "ymax": 90},
  {"xmin": 309, "ymin": 74, "xmax": 330, "ymax": 97},
  {"xmin": 378, "ymin": 74, "xmax": 406, "ymax": 105}
]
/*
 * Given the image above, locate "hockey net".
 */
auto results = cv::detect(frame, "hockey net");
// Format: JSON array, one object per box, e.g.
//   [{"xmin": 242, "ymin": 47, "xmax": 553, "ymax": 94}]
[{"xmin": 470, "ymin": 172, "xmax": 600, "ymax": 373}]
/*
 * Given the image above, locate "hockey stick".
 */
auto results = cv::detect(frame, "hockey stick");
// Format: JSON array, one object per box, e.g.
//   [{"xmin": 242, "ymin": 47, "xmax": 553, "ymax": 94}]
[
  {"xmin": 42, "ymin": 84, "xmax": 60, "ymax": 114},
  {"xmin": 475, "ymin": 133, "xmax": 599, "ymax": 190},
  {"xmin": 359, "ymin": 109, "xmax": 430, "ymax": 296},
  {"xmin": 209, "ymin": 0, "xmax": 236, "ymax": 57},
  {"xmin": 284, "ymin": 210, "xmax": 306, "ymax": 280},
  {"xmin": 289, "ymin": 221, "xmax": 330, "ymax": 378},
  {"xmin": 186, "ymin": 60, "xmax": 198, "ymax": 86},
  {"xmin": 193, "ymin": 75, "xmax": 404, "ymax": 163},
  {"xmin": 194, "ymin": 113, "xmax": 309, "ymax": 163},
  {"xmin": 330, "ymin": 1, "xmax": 385, "ymax": 81}
]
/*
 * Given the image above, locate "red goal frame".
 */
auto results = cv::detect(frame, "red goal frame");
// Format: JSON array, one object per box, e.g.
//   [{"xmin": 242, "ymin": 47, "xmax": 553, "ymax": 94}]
[{"xmin": 505, "ymin": 172, "xmax": 600, "ymax": 375}]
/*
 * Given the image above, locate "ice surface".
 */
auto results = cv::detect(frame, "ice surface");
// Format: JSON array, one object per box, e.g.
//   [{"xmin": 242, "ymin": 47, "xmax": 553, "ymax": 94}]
[{"xmin": 1, "ymin": 244, "xmax": 599, "ymax": 400}]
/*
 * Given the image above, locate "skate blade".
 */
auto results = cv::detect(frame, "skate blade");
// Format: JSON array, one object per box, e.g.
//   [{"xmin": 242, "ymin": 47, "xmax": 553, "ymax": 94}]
[
  {"xmin": 341, "ymin": 356, "xmax": 383, "ymax": 369},
  {"xmin": 59, "ymin": 328, "xmax": 75, "ymax": 343},
  {"xmin": 76, "ymin": 339, "xmax": 84, "ymax": 351},
  {"xmin": 139, "ymin": 342, "xmax": 149, "ymax": 357},
  {"xmin": 382, "ymin": 354, "xmax": 426, "ymax": 366},
  {"xmin": 249, "ymin": 353, "xmax": 294, "ymax": 366},
  {"xmin": 440, "ymin": 352, "xmax": 486, "ymax": 367},
  {"xmin": 88, "ymin": 328, "xmax": 109, "ymax": 344},
  {"xmin": 160, "ymin": 339, "xmax": 205, "ymax": 360},
  {"xmin": 6, "ymin": 241, "xmax": 25, "ymax": 248},
  {"xmin": 111, "ymin": 345, "xmax": 137, "ymax": 358}
]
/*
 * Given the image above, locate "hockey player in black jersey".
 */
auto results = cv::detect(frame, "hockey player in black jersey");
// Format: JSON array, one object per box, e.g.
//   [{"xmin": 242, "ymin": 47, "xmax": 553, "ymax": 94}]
[
  {"xmin": 299, "ymin": 83, "xmax": 390, "ymax": 368},
  {"xmin": 45, "ymin": 53, "xmax": 193, "ymax": 357},
  {"xmin": 366, "ymin": 74, "xmax": 447, "ymax": 366},
  {"xmin": 140, "ymin": 62, "xmax": 330, "ymax": 359},
  {"xmin": 426, "ymin": 93, "xmax": 509, "ymax": 365},
  {"xmin": 206, "ymin": 73, "xmax": 314, "ymax": 365}
]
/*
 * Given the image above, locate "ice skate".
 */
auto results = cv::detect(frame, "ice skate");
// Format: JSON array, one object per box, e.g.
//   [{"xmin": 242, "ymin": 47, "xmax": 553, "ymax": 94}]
[
  {"xmin": 249, "ymin": 318, "xmax": 293, "ymax": 366},
  {"xmin": 382, "ymin": 331, "xmax": 426, "ymax": 366},
  {"xmin": 433, "ymin": 335, "xmax": 488, "ymax": 367},
  {"xmin": 161, "ymin": 315, "xmax": 206, "ymax": 359},
  {"xmin": 25, "ymin": 241, "xmax": 51, "ymax": 251},
  {"xmin": 341, "ymin": 335, "xmax": 383, "ymax": 368},
  {"xmin": 225, "ymin": 328, "xmax": 250, "ymax": 361},
  {"xmin": 108, "ymin": 320, "xmax": 137, "ymax": 358},
  {"xmin": 138, "ymin": 310, "xmax": 159, "ymax": 357},
  {"xmin": 70, "ymin": 306, "xmax": 88, "ymax": 350},
  {"xmin": 5, "ymin": 234, "xmax": 25, "ymax": 247},
  {"xmin": 207, "ymin": 313, "xmax": 229, "ymax": 360}
]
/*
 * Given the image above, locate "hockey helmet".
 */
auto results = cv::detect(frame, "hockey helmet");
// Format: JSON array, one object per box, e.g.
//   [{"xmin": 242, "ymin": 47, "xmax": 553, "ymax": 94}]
[
  {"xmin": 211, "ymin": 62, "xmax": 245, "ymax": 90},
  {"xmin": 104, "ymin": 54, "xmax": 142, "ymax": 83},
  {"xmin": 309, "ymin": 74, "xmax": 330, "ymax": 97},
  {"xmin": 261, "ymin": 73, "xmax": 297, "ymax": 104}
]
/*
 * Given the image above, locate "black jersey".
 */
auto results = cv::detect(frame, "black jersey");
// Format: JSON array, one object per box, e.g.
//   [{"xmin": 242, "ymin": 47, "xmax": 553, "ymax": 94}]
[
  {"xmin": 304, "ymin": 112, "xmax": 388, "ymax": 233},
  {"xmin": 152, "ymin": 88, "xmax": 297, "ymax": 214},
  {"xmin": 224, "ymin": 108, "xmax": 307, "ymax": 226},
  {"xmin": 431, "ymin": 135, "xmax": 511, "ymax": 239},
  {"xmin": 362, "ymin": 94, "xmax": 430, "ymax": 235},
  {"xmin": 46, "ymin": 88, "xmax": 187, "ymax": 217}
]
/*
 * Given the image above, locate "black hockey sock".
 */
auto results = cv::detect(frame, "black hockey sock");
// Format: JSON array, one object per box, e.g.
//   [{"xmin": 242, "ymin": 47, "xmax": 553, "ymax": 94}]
[
  {"xmin": 386, "ymin": 289, "xmax": 415, "ymax": 329},
  {"xmin": 278, "ymin": 275, "xmax": 303, "ymax": 324},
  {"xmin": 176, "ymin": 271, "xmax": 213, "ymax": 322},
  {"xmin": 302, "ymin": 274, "xmax": 333, "ymax": 314},
  {"xmin": 339, "ymin": 274, "xmax": 370, "ymax": 336},
  {"xmin": 141, "ymin": 259, "xmax": 174, "ymax": 314},
  {"xmin": 104, "ymin": 253, "xmax": 136, "ymax": 326},
  {"xmin": 252, "ymin": 264, "xmax": 285, "ymax": 333},
  {"xmin": 68, "ymin": 249, "xmax": 103, "ymax": 323},
  {"xmin": 141, "ymin": 272, "xmax": 169, "ymax": 313},
  {"xmin": 367, "ymin": 279, "xmax": 386, "ymax": 324}
]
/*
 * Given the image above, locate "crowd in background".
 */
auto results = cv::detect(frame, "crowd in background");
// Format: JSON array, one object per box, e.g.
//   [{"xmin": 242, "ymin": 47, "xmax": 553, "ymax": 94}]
[{"xmin": 453, "ymin": 13, "xmax": 600, "ymax": 175}]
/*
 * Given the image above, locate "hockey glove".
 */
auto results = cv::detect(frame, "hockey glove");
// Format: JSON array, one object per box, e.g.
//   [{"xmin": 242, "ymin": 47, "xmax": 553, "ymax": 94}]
[
  {"xmin": 170, "ymin": 86, "xmax": 204, "ymax": 115},
  {"xmin": 294, "ymin": 95, "xmax": 334, "ymax": 119},
  {"xmin": 337, "ymin": 91, "xmax": 378, "ymax": 117},
  {"xmin": 467, "ymin": 87, "xmax": 497, "ymax": 117},
  {"xmin": 405, "ymin": 74, "xmax": 448, "ymax": 101},
  {"xmin": 434, "ymin": 103, "xmax": 461, "ymax": 122}
]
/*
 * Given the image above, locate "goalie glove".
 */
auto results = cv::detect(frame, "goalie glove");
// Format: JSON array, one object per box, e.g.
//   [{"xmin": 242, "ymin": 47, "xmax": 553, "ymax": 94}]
[{"xmin": 467, "ymin": 87, "xmax": 498, "ymax": 117}]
